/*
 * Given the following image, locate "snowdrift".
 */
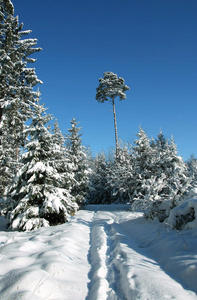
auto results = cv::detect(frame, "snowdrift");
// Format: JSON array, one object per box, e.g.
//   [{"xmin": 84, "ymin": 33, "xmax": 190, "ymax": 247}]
[
  {"xmin": 0, "ymin": 204, "xmax": 196, "ymax": 299},
  {"xmin": 167, "ymin": 197, "xmax": 197, "ymax": 230}
]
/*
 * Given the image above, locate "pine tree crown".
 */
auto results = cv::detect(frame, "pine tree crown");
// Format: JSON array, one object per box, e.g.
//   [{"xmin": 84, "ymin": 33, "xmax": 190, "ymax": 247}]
[{"xmin": 96, "ymin": 71, "xmax": 130, "ymax": 103}]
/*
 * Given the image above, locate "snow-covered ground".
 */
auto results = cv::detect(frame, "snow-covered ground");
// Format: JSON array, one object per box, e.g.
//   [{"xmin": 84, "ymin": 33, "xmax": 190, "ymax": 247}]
[{"xmin": 0, "ymin": 204, "xmax": 196, "ymax": 299}]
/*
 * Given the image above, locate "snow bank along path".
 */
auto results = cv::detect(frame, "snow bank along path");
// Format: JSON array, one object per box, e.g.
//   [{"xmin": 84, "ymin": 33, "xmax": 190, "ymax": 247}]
[{"xmin": 0, "ymin": 204, "xmax": 196, "ymax": 299}]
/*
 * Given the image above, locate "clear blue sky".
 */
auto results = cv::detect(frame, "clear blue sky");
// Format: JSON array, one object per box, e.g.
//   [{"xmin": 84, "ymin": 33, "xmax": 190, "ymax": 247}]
[{"xmin": 13, "ymin": 0, "xmax": 197, "ymax": 160}]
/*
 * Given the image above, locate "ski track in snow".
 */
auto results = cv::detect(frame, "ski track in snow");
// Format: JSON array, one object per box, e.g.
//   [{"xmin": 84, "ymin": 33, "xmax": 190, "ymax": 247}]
[
  {"xmin": 0, "ymin": 205, "xmax": 196, "ymax": 299},
  {"xmin": 86, "ymin": 212, "xmax": 131, "ymax": 300},
  {"xmin": 86, "ymin": 208, "xmax": 196, "ymax": 300}
]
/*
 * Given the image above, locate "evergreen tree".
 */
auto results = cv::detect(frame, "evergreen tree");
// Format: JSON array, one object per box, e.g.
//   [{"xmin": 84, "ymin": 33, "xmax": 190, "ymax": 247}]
[
  {"xmin": 187, "ymin": 154, "xmax": 197, "ymax": 188},
  {"xmin": 132, "ymin": 130, "xmax": 191, "ymax": 221},
  {"xmin": 165, "ymin": 137, "xmax": 190, "ymax": 205},
  {"xmin": 132, "ymin": 126, "xmax": 155, "ymax": 206},
  {"xmin": 88, "ymin": 152, "xmax": 111, "ymax": 204},
  {"xmin": 6, "ymin": 101, "xmax": 78, "ymax": 231},
  {"xmin": 153, "ymin": 133, "xmax": 190, "ymax": 207},
  {"xmin": 96, "ymin": 72, "xmax": 130, "ymax": 158},
  {"xmin": 107, "ymin": 143, "xmax": 134, "ymax": 203},
  {"xmin": 0, "ymin": 124, "xmax": 16, "ymax": 197},
  {"xmin": 0, "ymin": 0, "xmax": 42, "ymax": 144},
  {"xmin": 52, "ymin": 119, "xmax": 75, "ymax": 192},
  {"xmin": 52, "ymin": 119, "xmax": 66, "ymax": 151},
  {"xmin": 52, "ymin": 119, "xmax": 67, "ymax": 174},
  {"xmin": 66, "ymin": 118, "xmax": 89, "ymax": 206},
  {"xmin": 0, "ymin": 0, "xmax": 42, "ymax": 195}
]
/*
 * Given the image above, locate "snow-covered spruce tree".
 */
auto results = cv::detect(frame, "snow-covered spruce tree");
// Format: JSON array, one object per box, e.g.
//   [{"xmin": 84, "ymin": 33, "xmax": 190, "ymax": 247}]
[
  {"xmin": 66, "ymin": 118, "xmax": 89, "ymax": 206},
  {"xmin": 96, "ymin": 72, "xmax": 130, "ymax": 159},
  {"xmin": 52, "ymin": 119, "xmax": 76, "ymax": 192},
  {"xmin": 7, "ymin": 101, "xmax": 78, "ymax": 231},
  {"xmin": 52, "ymin": 119, "xmax": 67, "ymax": 174},
  {"xmin": 135, "ymin": 130, "xmax": 191, "ymax": 221},
  {"xmin": 137, "ymin": 131, "xmax": 171, "ymax": 220},
  {"xmin": 164, "ymin": 137, "xmax": 190, "ymax": 204},
  {"xmin": 187, "ymin": 154, "xmax": 197, "ymax": 188},
  {"xmin": 106, "ymin": 143, "xmax": 134, "ymax": 203},
  {"xmin": 0, "ymin": 122, "xmax": 16, "ymax": 197},
  {"xmin": 52, "ymin": 119, "xmax": 66, "ymax": 151},
  {"xmin": 131, "ymin": 127, "xmax": 156, "ymax": 208},
  {"xmin": 154, "ymin": 134, "xmax": 190, "ymax": 206},
  {"xmin": 88, "ymin": 152, "xmax": 111, "ymax": 204},
  {"xmin": 165, "ymin": 156, "xmax": 197, "ymax": 230},
  {"xmin": 0, "ymin": 0, "xmax": 42, "ymax": 195}
]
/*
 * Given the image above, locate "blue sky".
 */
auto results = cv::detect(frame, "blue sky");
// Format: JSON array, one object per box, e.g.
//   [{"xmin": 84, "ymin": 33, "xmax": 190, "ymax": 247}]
[{"xmin": 13, "ymin": 0, "xmax": 197, "ymax": 160}]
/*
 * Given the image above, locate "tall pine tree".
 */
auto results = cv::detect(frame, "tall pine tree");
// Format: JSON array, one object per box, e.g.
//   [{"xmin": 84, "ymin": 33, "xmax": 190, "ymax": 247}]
[{"xmin": 96, "ymin": 72, "xmax": 130, "ymax": 158}]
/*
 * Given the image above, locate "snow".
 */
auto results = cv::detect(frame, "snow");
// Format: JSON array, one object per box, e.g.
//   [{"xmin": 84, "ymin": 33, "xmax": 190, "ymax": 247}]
[
  {"xmin": 167, "ymin": 198, "xmax": 197, "ymax": 230},
  {"xmin": 27, "ymin": 161, "xmax": 53, "ymax": 175},
  {"xmin": 0, "ymin": 204, "xmax": 196, "ymax": 299}
]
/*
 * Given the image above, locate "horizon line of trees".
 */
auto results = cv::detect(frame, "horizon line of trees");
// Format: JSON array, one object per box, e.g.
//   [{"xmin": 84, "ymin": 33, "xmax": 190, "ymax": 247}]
[
  {"xmin": 1, "ymin": 101, "xmax": 196, "ymax": 230},
  {"xmin": 89, "ymin": 129, "xmax": 197, "ymax": 219}
]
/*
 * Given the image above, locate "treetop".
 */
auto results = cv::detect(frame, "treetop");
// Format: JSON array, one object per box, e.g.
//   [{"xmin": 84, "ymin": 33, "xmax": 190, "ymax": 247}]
[{"xmin": 96, "ymin": 71, "xmax": 130, "ymax": 103}]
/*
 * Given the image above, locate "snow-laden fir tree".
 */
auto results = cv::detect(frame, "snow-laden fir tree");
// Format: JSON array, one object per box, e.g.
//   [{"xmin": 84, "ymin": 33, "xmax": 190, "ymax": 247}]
[
  {"xmin": 52, "ymin": 119, "xmax": 76, "ymax": 191},
  {"xmin": 187, "ymin": 154, "xmax": 197, "ymax": 188},
  {"xmin": 164, "ymin": 137, "xmax": 190, "ymax": 203},
  {"xmin": 0, "ymin": 122, "xmax": 16, "ymax": 197},
  {"xmin": 66, "ymin": 118, "xmax": 89, "ymax": 206},
  {"xmin": 52, "ymin": 119, "xmax": 66, "ymax": 151},
  {"xmin": 131, "ymin": 129, "xmax": 168, "ymax": 215},
  {"xmin": 131, "ymin": 127, "xmax": 155, "ymax": 206},
  {"xmin": 0, "ymin": 0, "xmax": 42, "ymax": 195},
  {"xmin": 149, "ymin": 134, "xmax": 190, "ymax": 221},
  {"xmin": 6, "ymin": 100, "xmax": 78, "ymax": 231},
  {"xmin": 137, "ymin": 138, "xmax": 170, "ymax": 220},
  {"xmin": 106, "ymin": 143, "xmax": 134, "ymax": 203},
  {"xmin": 88, "ymin": 152, "xmax": 111, "ymax": 204},
  {"xmin": 0, "ymin": 0, "xmax": 42, "ymax": 145},
  {"xmin": 153, "ymin": 133, "xmax": 190, "ymax": 207},
  {"xmin": 132, "ymin": 129, "xmax": 190, "ymax": 221}
]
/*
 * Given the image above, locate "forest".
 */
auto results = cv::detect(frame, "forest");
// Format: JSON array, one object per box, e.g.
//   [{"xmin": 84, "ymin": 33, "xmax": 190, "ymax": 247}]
[{"xmin": 0, "ymin": 0, "xmax": 197, "ymax": 233}]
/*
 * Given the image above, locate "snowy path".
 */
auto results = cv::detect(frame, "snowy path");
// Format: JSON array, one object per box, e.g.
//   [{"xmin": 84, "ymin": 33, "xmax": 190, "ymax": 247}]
[
  {"xmin": 86, "ymin": 206, "xmax": 196, "ymax": 300},
  {"xmin": 0, "ymin": 205, "xmax": 196, "ymax": 299}
]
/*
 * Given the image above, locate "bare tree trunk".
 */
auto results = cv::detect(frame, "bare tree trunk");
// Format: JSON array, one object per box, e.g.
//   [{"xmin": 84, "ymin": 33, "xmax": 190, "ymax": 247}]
[{"xmin": 112, "ymin": 98, "xmax": 119, "ymax": 159}]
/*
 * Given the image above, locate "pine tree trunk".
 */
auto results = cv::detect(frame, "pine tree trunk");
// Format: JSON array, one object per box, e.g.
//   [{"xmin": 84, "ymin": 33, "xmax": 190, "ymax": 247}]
[
  {"xmin": 112, "ymin": 98, "xmax": 118, "ymax": 158},
  {"xmin": 0, "ymin": 106, "xmax": 2, "ymax": 121}
]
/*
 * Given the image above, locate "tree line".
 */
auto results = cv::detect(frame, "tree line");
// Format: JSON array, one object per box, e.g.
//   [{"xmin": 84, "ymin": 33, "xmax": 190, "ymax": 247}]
[{"xmin": 89, "ymin": 130, "xmax": 196, "ymax": 220}]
